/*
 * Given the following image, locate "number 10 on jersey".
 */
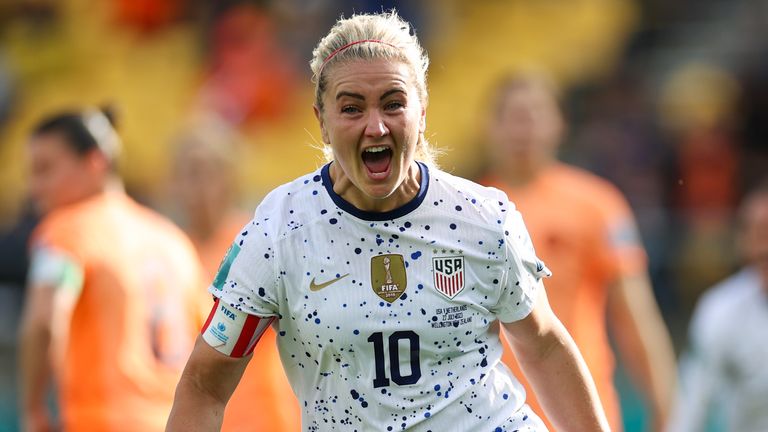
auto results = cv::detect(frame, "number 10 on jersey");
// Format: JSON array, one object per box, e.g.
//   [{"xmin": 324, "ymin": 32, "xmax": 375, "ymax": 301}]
[{"xmin": 367, "ymin": 331, "xmax": 422, "ymax": 388}]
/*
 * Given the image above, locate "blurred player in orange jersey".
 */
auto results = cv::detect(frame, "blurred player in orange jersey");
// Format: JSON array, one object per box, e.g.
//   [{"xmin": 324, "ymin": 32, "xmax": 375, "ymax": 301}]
[
  {"xmin": 19, "ymin": 108, "xmax": 206, "ymax": 432},
  {"xmin": 169, "ymin": 121, "xmax": 300, "ymax": 432},
  {"xmin": 479, "ymin": 73, "xmax": 678, "ymax": 432}
]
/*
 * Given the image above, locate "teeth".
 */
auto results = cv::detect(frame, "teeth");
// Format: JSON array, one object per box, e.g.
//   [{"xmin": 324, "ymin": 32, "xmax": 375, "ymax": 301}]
[{"xmin": 364, "ymin": 146, "xmax": 389, "ymax": 153}]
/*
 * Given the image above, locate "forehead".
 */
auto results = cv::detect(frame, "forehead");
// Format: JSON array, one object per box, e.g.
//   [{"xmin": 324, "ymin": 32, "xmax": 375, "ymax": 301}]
[
  {"xmin": 324, "ymin": 59, "xmax": 417, "ymax": 97},
  {"xmin": 28, "ymin": 132, "xmax": 75, "ymax": 156},
  {"xmin": 500, "ymin": 83, "xmax": 556, "ymax": 109}
]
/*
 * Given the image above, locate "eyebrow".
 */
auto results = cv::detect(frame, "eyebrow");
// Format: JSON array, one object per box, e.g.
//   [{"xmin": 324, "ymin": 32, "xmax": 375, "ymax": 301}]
[{"xmin": 335, "ymin": 88, "xmax": 406, "ymax": 101}]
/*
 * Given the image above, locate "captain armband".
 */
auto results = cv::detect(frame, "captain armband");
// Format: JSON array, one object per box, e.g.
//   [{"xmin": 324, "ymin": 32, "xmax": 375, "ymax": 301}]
[{"xmin": 201, "ymin": 298, "xmax": 274, "ymax": 358}]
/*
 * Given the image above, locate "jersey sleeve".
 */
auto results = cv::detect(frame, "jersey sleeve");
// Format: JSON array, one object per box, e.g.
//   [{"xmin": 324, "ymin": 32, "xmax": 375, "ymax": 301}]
[
  {"xmin": 493, "ymin": 204, "xmax": 552, "ymax": 323},
  {"xmin": 202, "ymin": 209, "xmax": 282, "ymax": 357},
  {"xmin": 594, "ymin": 186, "xmax": 647, "ymax": 280},
  {"xmin": 27, "ymin": 245, "xmax": 84, "ymax": 296},
  {"xmin": 207, "ymin": 215, "xmax": 281, "ymax": 318},
  {"xmin": 28, "ymin": 216, "xmax": 86, "ymax": 295}
]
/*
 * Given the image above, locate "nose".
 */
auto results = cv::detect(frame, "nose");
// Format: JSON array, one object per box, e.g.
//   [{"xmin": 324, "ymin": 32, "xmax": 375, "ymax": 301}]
[{"xmin": 364, "ymin": 110, "xmax": 389, "ymax": 137}]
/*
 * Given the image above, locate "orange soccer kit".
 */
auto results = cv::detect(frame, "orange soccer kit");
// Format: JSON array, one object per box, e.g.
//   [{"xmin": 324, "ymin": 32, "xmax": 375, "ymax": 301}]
[
  {"xmin": 191, "ymin": 212, "xmax": 300, "ymax": 432},
  {"xmin": 482, "ymin": 163, "xmax": 647, "ymax": 432},
  {"xmin": 30, "ymin": 192, "xmax": 205, "ymax": 431}
]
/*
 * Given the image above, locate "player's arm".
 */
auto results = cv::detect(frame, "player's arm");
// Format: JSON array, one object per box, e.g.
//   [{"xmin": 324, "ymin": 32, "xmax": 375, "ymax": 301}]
[
  {"xmin": 19, "ymin": 248, "xmax": 83, "ymax": 432},
  {"xmin": 607, "ymin": 272, "xmax": 677, "ymax": 431},
  {"xmin": 598, "ymin": 190, "xmax": 677, "ymax": 431},
  {"xmin": 19, "ymin": 284, "xmax": 57, "ymax": 432},
  {"xmin": 166, "ymin": 336, "xmax": 250, "ymax": 432},
  {"xmin": 167, "ymin": 298, "xmax": 273, "ymax": 431},
  {"xmin": 503, "ymin": 283, "xmax": 610, "ymax": 432}
]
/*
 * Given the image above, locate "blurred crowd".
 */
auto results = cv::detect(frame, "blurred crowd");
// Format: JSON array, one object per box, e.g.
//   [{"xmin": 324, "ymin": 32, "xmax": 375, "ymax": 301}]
[{"xmin": 1, "ymin": 0, "xmax": 767, "ymax": 431}]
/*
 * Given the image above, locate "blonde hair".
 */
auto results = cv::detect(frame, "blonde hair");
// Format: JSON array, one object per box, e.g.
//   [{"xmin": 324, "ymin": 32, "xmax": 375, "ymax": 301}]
[
  {"xmin": 489, "ymin": 69, "xmax": 563, "ymax": 118},
  {"xmin": 310, "ymin": 11, "xmax": 438, "ymax": 167}
]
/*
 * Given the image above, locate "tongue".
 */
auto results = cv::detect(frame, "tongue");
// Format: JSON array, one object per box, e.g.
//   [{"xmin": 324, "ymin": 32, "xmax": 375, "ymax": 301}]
[{"xmin": 362, "ymin": 150, "xmax": 392, "ymax": 174}]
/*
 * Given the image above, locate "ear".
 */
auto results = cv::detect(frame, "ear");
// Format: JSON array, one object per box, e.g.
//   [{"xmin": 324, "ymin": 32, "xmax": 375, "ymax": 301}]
[
  {"xmin": 419, "ymin": 106, "xmax": 427, "ymax": 134},
  {"xmin": 85, "ymin": 149, "xmax": 110, "ymax": 174},
  {"xmin": 313, "ymin": 105, "xmax": 329, "ymax": 144}
]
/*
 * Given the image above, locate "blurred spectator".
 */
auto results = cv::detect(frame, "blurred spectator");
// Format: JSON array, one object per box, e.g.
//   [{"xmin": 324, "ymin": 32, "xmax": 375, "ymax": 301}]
[
  {"xmin": 267, "ymin": 0, "xmax": 429, "ymax": 60},
  {"xmin": 196, "ymin": 3, "xmax": 299, "ymax": 126},
  {"xmin": 169, "ymin": 119, "xmax": 249, "ymax": 277},
  {"xmin": 659, "ymin": 64, "xmax": 743, "ymax": 310},
  {"xmin": 112, "ymin": 0, "xmax": 187, "ymax": 33},
  {"xmin": 168, "ymin": 117, "xmax": 300, "ymax": 432},
  {"xmin": 478, "ymin": 72, "xmax": 677, "ymax": 432},
  {"xmin": 19, "ymin": 107, "xmax": 205, "ymax": 431},
  {"xmin": 668, "ymin": 179, "xmax": 768, "ymax": 432}
]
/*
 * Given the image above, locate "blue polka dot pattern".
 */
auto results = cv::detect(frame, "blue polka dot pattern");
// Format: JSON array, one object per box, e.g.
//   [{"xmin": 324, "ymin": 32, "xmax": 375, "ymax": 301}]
[{"xmin": 206, "ymin": 164, "xmax": 549, "ymax": 431}]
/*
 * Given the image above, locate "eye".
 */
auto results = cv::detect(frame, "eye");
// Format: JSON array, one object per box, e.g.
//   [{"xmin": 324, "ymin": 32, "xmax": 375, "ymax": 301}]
[
  {"xmin": 341, "ymin": 105, "xmax": 361, "ymax": 114},
  {"xmin": 384, "ymin": 101, "xmax": 405, "ymax": 111}
]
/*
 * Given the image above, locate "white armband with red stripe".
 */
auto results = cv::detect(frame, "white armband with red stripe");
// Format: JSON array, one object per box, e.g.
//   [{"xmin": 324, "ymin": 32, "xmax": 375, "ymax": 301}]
[{"xmin": 201, "ymin": 298, "xmax": 274, "ymax": 358}]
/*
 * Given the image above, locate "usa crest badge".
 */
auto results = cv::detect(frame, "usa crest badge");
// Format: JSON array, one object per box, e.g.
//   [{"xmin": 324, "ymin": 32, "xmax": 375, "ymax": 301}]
[{"xmin": 432, "ymin": 255, "xmax": 465, "ymax": 298}]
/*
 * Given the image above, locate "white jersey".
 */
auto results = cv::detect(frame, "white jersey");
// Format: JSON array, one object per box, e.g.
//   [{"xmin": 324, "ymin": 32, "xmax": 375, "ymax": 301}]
[
  {"xmin": 669, "ymin": 268, "xmax": 768, "ymax": 432},
  {"xmin": 205, "ymin": 162, "xmax": 551, "ymax": 431}
]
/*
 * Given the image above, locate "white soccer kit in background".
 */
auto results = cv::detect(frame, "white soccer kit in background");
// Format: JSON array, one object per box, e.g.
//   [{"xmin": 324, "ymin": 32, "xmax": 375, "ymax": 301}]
[
  {"xmin": 203, "ymin": 162, "xmax": 551, "ymax": 431},
  {"xmin": 669, "ymin": 268, "xmax": 768, "ymax": 432}
]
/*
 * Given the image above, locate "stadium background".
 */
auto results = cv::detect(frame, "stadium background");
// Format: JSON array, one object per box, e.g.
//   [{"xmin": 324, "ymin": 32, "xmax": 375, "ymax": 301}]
[{"xmin": 0, "ymin": 0, "xmax": 766, "ymax": 430}]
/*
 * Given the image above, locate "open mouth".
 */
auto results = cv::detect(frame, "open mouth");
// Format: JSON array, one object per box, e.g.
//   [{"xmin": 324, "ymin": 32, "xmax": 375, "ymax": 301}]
[{"xmin": 361, "ymin": 146, "xmax": 393, "ymax": 178}]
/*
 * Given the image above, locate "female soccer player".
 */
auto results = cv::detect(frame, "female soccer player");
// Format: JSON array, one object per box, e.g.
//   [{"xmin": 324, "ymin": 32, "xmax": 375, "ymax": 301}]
[
  {"xmin": 167, "ymin": 12, "xmax": 608, "ymax": 432},
  {"xmin": 20, "ymin": 108, "xmax": 205, "ymax": 431}
]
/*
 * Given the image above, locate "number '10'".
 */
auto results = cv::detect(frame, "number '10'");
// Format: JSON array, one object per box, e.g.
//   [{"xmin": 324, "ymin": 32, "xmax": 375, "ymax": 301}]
[{"xmin": 367, "ymin": 330, "xmax": 421, "ymax": 388}]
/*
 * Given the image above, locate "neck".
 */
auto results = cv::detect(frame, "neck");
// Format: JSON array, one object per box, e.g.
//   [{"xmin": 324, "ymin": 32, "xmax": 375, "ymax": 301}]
[
  {"xmin": 187, "ymin": 215, "xmax": 220, "ymax": 242},
  {"xmin": 85, "ymin": 176, "xmax": 125, "ymax": 199},
  {"xmin": 103, "ymin": 176, "xmax": 125, "ymax": 194},
  {"xmin": 185, "ymin": 200, "xmax": 231, "ymax": 242},
  {"xmin": 331, "ymin": 162, "xmax": 421, "ymax": 213}
]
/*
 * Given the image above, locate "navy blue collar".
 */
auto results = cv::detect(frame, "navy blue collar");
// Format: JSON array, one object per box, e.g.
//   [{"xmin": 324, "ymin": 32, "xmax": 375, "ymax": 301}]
[{"xmin": 321, "ymin": 161, "xmax": 429, "ymax": 221}]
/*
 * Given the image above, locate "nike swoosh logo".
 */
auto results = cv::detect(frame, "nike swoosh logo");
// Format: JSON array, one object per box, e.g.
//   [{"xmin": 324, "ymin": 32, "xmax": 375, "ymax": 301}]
[{"xmin": 309, "ymin": 273, "xmax": 350, "ymax": 291}]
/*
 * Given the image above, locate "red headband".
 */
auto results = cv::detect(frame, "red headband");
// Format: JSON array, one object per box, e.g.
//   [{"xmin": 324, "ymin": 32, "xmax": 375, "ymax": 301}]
[{"xmin": 319, "ymin": 39, "xmax": 398, "ymax": 76}]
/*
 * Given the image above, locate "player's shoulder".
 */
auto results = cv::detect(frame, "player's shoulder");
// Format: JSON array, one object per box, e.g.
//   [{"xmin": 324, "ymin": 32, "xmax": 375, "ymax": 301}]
[
  {"xmin": 257, "ymin": 168, "xmax": 321, "ymax": 209},
  {"xmin": 551, "ymin": 164, "xmax": 627, "ymax": 203},
  {"xmin": 430, "ymin": 166, "xmax": 517, "ymax": 224},
  {"xmin": 695, "ymin": 269, "xmax": 760, "ymax": 318},
  {"xmin": 691, "ymin": 269, "xmax": 760, "ymax": 339},
  {"xmin": 246, "ymin": 166, "xmax": 329, "ymax": 236},
  {"xmin": 32, "ymin": 197, "xmax": 99, "ymax": 248},
  {"xmin": 34, "ymin": 209, "xmax": 73, "ymax": 240},
  {"xmin": 546, "ymin": 164, "xmax": 633, "ymax": 223},
  {"xmin": 98, "ymin": 196, "xmax": 200, "ymax": 269}
]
